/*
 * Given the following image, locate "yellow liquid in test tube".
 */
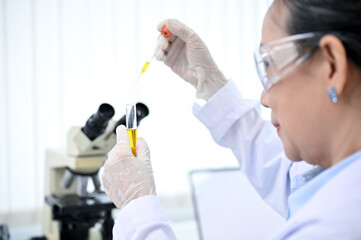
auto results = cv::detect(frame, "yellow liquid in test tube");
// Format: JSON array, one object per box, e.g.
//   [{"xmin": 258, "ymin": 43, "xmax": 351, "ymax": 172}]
[{"xmin": 127, "ymin": 128, "xmax": 137, "ymax": 157}]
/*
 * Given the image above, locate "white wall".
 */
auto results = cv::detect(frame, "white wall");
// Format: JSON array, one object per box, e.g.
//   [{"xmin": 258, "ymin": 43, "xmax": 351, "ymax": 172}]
[{"xmin": 0, "ymin": 0, "xmax": 269, "ymax": 223}]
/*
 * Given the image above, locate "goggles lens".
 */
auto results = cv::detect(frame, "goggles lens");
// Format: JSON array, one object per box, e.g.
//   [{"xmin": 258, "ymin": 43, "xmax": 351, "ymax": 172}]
[{"xmin": 254, "ymin": 32, "xmax": 320, "ymax": 91}]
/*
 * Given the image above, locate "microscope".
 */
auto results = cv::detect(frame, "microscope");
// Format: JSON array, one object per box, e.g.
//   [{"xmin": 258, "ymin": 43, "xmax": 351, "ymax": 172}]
[{"xmin": 42, "ymin": 102, "xmax": 149, "ymax": 240}]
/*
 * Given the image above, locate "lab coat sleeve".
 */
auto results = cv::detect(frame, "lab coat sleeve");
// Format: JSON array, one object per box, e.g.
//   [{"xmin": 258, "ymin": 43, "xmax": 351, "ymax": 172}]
[
  {"xmin": 113, "ymin": 195, "xmax": 177, "ymax": 240},
  {"xmin": 193, "ymin": 80, "xmax": 292, "ymax": 217}
]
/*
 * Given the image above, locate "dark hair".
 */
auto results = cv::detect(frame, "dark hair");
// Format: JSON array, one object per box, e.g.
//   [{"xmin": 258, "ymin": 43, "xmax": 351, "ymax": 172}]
[{"xmin": 278, "ymin": 0, "xmax": 361, "ymax": 68}]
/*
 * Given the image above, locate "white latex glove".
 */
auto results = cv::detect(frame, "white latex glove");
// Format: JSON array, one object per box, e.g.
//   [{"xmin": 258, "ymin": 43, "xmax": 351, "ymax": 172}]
[
  {"xmin": 101, "ymin": 125, "xmax": 156, "ymax": 209},
  {"xmin": 156, "ymin": 18, "xmax": 228, "ymax": 101}
]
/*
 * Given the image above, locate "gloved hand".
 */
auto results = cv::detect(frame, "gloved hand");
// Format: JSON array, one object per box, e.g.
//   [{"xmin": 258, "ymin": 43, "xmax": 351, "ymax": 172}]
[
  {"xmin": 101, "ymin": 125, "xmax": 156, "ymax": 209},
  {"xmin": 156, "ymin": 18, "xmax": 228, "ymax": 101}
]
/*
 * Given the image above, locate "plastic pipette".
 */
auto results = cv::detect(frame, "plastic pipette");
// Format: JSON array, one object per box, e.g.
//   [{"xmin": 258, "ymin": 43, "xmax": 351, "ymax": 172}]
[{"xmin": 128, "ymin": 26, "xmax": 171, "ymax": 96}]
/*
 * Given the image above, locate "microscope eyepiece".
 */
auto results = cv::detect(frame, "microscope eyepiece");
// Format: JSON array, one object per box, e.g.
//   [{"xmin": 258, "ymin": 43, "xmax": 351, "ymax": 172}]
[
  {"xmin": 135, "ymin": 102, "xmax": 149, "ymax": 124},
  {"xmin": 82, "ymin": 103, "xmax": 115, "ymax": 140}
]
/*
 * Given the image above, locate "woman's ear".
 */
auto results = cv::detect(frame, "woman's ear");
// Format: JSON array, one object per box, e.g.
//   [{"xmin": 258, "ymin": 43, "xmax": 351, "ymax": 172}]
[{"xmin": 319, "ymin": 35, "xmax": 348, "ymax": 97}]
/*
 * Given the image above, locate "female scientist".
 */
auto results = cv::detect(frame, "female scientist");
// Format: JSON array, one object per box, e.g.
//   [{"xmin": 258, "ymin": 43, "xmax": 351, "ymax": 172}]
[{"xmin": 101, "ymin": 0, "xmax": 361, "ymax": 239}]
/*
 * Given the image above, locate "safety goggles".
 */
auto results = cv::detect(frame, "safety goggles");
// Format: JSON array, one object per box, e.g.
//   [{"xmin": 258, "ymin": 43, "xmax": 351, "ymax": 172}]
[{"xmin": 254, "ymin": 32, "xmax": 320, "ymax": 91}]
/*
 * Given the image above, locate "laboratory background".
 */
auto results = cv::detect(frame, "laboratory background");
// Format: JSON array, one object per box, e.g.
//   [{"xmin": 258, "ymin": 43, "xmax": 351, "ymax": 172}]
[{"xmin": 0, "ymin": 0, "xmax": 275, "ymax": 239}]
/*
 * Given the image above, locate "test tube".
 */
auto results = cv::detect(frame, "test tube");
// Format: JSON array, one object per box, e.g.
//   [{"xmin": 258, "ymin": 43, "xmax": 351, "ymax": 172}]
[{"xmin": 126, "ymin": 103, "xmax": 137, "ymax": 157}]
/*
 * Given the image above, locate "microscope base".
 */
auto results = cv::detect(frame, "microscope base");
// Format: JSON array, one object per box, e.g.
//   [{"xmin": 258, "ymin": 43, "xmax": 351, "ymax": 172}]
[{"xmin": 45, "ymin": 193, "xmax": 115, "ymax": 240}]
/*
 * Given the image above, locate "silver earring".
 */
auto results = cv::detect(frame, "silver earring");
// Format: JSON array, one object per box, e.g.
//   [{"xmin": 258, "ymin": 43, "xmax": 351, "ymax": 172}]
[{"xmin": 328, "ymin": 87, "xmax": 338, "ymax": 103}]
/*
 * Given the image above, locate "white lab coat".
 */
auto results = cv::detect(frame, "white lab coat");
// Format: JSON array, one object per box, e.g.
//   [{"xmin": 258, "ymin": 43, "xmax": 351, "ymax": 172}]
[{"xmin": 113, "ymin": 80, "xmax": 361, "ymax": 239}]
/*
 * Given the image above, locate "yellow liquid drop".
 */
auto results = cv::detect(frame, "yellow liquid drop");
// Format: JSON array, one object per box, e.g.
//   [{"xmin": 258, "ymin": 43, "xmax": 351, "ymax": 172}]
[
  {"xmin": 142, "ymin": 62, "xmax": 150, "ymax": 73},
  {"xmin": 129, "ymin": 62, "xmax": 150, "ymax": 96},
  {"xmin": 127, "ymin": 128, "xmax": 137, "ymax": 157}
]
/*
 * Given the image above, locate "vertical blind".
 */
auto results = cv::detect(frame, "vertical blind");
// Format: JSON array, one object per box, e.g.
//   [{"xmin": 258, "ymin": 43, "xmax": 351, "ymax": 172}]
[{"xmin": 0, "ymin": 0, "xmax": 269, "ymax": 221}]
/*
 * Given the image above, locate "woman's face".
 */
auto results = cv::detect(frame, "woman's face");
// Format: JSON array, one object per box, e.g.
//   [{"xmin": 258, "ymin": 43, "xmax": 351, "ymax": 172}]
[{"xmin": 260, "ymin": 3, "xmax": 333, "ymax": 166}]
